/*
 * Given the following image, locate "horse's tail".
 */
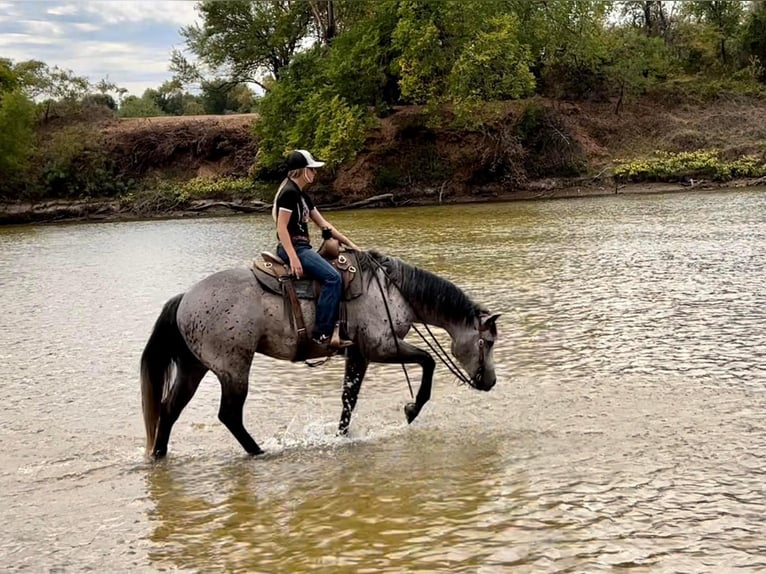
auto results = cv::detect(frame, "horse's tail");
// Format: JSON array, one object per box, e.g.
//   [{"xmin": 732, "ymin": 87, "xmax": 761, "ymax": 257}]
[{"xmin": 140, "ymin": 293, "xmax": 185, "ymax": 455}]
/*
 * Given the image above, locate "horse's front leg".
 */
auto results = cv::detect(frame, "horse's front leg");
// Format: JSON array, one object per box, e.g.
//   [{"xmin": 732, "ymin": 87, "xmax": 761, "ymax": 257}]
[
  {"xmin": 380, "ymin": 340, "xmax": 436, "ymax": 425},
  {"xmin": 338, "ymin": 347, "xmax": 369, "ymax": 435}
]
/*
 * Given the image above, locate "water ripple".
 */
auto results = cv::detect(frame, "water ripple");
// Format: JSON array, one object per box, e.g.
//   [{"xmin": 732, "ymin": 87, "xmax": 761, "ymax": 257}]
[{"xmin": 2, "ymin": 191, "xmax": 766, "ymax": 571}]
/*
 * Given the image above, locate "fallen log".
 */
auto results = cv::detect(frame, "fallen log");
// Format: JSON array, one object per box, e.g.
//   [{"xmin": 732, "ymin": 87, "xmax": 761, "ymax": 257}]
[{"xmin": 187, "ymin": 199, "xmax": 271, "ymax": 213}]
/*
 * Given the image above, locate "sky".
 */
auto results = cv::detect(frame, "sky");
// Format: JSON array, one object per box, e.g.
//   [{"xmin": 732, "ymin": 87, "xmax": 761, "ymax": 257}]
[{"xmin": 0, "ymin": 0, "xmax": 200, "ymax": 96}]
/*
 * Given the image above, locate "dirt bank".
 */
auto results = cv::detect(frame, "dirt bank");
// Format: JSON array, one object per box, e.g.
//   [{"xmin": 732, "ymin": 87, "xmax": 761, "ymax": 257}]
[{"xmin": 3, "ymin": 94, "xmax": 766, "ymax": 225}]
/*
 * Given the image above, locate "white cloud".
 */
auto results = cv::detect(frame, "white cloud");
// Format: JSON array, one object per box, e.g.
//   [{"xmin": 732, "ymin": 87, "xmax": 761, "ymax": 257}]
[
  {"xmin": 46, "ymin": 4, "xmax": 79, "ymax": 16},
  {"xmin": 0, "ymin": 1, "xmax": 201, "ymax": 95},
  {"xmin": 0, "ymin": 1, "xmax": 20, "ymax": 22},
  {"xmin": 79, "ymin": 1, "xmax": 198, "ymax": 26},
  {"xmin": 0, "ymin": 33, "xmax": 58, "ymax": 47},
  {"xmin": 72, "ymin": 22, "xmax": 101, "ymax": 33},
  {"xmin": 21, "ymin": 19, "xmax": 67, "ymax": 36}
]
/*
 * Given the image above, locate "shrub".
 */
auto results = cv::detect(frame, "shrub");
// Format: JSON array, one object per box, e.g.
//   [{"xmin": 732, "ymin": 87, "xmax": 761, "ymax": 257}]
[{"xmin": 613, "ymin": 149, "xmax": 766, "ymax": 182}]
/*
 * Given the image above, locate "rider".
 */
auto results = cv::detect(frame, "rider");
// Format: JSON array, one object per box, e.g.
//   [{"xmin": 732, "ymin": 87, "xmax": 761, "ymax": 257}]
[{"xmin": 273, "ymin": 149, "xmax": 359, "ymax": 348}]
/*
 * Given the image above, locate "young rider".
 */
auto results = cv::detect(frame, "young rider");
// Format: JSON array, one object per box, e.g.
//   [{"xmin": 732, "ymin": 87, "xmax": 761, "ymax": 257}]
[{"xmin": 272, "ymin": 149, "xmax": 359, "ymax": 348}]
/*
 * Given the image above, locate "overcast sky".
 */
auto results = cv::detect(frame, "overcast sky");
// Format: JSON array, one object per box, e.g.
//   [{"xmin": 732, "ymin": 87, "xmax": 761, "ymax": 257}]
[{"xmin": 0, "ymin": 0, "xmax": 200, "ymax": 96}]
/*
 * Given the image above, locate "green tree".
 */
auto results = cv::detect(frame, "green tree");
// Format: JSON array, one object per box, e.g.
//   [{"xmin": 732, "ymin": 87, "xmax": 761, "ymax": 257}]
[
  {"xmin": 322, "ymin": 0, "xmax": 400, "ymax": 109},
  {"xmin": 179, "ymin": 0, "xmax": 310, "ymax": 90},
  {"xmin": 448, "ymin": 14, "xmax": 536, "ymax": 101},
  {"xmin": 682, "ymin": 0, "xmax": 744, "ymax": 67},
  {"xmin": 618, "ymin": 1, "xmax": 673, "ymax": 38},
  {"xmin": 742, "ymin": 0, "xmax": 766, "ymax": 81},
  {"xmin": 604, "ymin": 26, "xmax": 673, "ymax": 112},
  {"xmin": 119, "ymin": 94, "xmax": 166, "ymax": 117},
  {"xmin": 0, "ymin": 89, "xmax": 36, "ymax": 194}
]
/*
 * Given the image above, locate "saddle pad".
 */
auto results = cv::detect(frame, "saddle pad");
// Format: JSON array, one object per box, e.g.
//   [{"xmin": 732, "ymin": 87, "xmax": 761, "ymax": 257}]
[{"xmin": 252, "ymin": 266, "xmax": 317, "ymax": 299}]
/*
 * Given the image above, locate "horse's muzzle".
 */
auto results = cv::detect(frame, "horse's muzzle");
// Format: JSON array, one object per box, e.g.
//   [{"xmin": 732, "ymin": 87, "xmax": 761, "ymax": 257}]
[{"xmin": 471, "ymin": 374, "xmax": 496, "ymax": 392}]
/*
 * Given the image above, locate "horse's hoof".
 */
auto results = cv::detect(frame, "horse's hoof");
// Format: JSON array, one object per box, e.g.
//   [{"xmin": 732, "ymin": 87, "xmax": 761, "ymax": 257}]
[
  {"xmin": 404, "ymin": 402, "xmax": 419, "ymax": 424},
  {"xmin": 250, "ymin": 449, "xmax": 265, "ymax": 457}
]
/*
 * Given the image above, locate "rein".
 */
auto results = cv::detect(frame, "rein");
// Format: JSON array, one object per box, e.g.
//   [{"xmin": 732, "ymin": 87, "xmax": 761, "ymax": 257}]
[{"xmin": 365, "ymin": 255, "xmax": 480, "ymax": 389}]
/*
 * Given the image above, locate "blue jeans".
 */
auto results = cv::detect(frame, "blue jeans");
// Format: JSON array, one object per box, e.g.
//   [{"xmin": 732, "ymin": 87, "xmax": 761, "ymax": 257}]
[{"xmin": 277, "ymin": 242, "xmax": 341, "ymax": 338}]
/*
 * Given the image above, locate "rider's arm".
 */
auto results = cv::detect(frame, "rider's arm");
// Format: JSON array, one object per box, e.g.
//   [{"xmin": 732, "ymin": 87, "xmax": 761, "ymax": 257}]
[{"xmin": 310, "ymin": 209, "xmax": 360, "ymax": 250}]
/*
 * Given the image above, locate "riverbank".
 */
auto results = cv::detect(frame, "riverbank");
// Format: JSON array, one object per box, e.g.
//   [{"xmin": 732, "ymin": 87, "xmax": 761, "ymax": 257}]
[
  {"xmin": 3, "ymin": 179, "xmax": 765, "ymax": 226},
  {"xmin": 3, "ymin": 88, "xmax": 766, "ymax": 225}
]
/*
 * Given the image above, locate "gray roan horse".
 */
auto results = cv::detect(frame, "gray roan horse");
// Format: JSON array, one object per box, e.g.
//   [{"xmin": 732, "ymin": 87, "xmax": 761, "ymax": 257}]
[{"xmin": 140, "ymin": 250, "xmax": 500, "ymax": 458}]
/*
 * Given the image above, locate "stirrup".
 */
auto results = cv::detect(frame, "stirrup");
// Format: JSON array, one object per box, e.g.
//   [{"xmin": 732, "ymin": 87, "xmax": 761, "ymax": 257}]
[{"xmin": 330, "ymin": 325, "xmax": 354, "ymax": 349}]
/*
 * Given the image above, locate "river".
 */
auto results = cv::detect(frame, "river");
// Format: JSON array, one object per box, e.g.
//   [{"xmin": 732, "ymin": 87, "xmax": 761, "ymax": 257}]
[{"xmin": 1, "ymin": 189, "xmax": 765, "ymax": 572}]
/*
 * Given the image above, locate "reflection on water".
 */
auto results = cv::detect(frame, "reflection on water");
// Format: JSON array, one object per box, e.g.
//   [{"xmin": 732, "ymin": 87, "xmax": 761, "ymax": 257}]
[
  {"xmin": 1, "ymin": 189, "xmax": 766, "ymax": 572},
  {"xmin": 146, "ymin": 433, "xmax": 511, "ymax": 572}
]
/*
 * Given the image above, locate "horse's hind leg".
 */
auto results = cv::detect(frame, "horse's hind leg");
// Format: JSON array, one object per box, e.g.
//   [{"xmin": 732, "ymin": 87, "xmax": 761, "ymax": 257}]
[
  {"xmin": 153, "ymin": 359, "xmax": 208, "ymax": 458},
  {"xmin": 217, "ymin": 372, "xmax": 264, "ymax": 456}
]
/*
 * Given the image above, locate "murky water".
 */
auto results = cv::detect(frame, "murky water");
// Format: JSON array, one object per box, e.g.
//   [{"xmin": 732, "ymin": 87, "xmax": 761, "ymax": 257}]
[{"xmin": 2, "ymin": 189, "xmax": 765, "ymax": 572}]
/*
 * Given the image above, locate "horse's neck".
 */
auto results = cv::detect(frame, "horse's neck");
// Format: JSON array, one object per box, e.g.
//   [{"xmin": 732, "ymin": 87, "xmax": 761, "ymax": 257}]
[
  {"xmin": 378, "ymin": 259, "xmax": 468, "ymax": 338},
  {"xmin": 405, "ymin": 299, "xmax": 463, "ymax": 338}
]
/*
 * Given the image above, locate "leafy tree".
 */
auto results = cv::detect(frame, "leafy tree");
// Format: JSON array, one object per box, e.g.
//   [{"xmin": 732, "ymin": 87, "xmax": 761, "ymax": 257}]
[
  {"xmin": 119, "ymin": 94, "xmax": 166, "ymax": 118},
  {"xmin": 0, "ymin": 89, "xmax": 36, "ymax": 194},
  {"xmin": 681, "ymin": 0, "xmax": 744, "ymax": 66},
  {"xmin": 252, "ymin": 48, "xmax": 369, "ymax": 170},
  {"xmin": 448, "ymin": 14, "xmax": 536, "ymax": 101},
  {"xmin": 200, "ymin": 80, "xmax": 256, "ymax": 114},
  {"xmin": 603, "ymin": 26, "xmax": 673, "ymax": 112},
  {"xmin": 741, "ymin": 0, "xmax": 766, "ymax": 81},
  {"xmin": 179, "ymin": 0, "xmax": 310, "ymax": 90},
  {"xmin": 322, "ymin": 0, "xmax": 400, "ymax": 109},
  {"xmin": 391, "ymin": 0, "xmax": 455, "ymax": 103},
  {"xmin": 618, "ymin": 1, "xmax": 674, "ymax": 38}
]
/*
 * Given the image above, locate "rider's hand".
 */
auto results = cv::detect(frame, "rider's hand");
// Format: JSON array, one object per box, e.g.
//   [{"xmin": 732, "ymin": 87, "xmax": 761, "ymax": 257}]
[{"xmin": 289, "ymin": 257, "xmax": 303, "ymax": 279}]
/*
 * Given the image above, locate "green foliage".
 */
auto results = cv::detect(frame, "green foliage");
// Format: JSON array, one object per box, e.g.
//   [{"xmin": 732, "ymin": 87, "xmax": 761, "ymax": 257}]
[
  {"xmin": 613, "ymin": 150, "xmax": 766, "ymax": 182},
  {"xmin": 448, "ymin": 15, "xmax": 536, "ymax": 101},
  {"xmin": 254, "ymin": 79, "xmax": 371, "ymax": 170},
  {"xmin": 119, "ymin": 95, "xmax": 166, "ymax": 118},
  {"xmin": 200, "ymin": 80, "xmax": 255, "ymax": 114},
  {"xmin": 124, "ymin": 176, "xmax": 273, "ymax": 213},
  {"xmin": 0, "ymin": 89, "xmax": 36, "ymax": 195},
  {"xmin": 681, "ymin": 0, "xmax": 744, "ymax": 67},
  {"xmin": 323, "ymin": 0, "xmax": 400, "ymax": 109},
  {"xmin": 159, "ymin": 176, "xmax": 270, "ymax": 201},
  {"xmin": 741, "ymin": 1, "xmax": 766, "ymax": 82},
  {"xmin": 29, "ymin": 126, "xmax": 129, "ymax": 198},
  {"xmin": 603, "ymin": 26, "xmax": 674, "ymax": 105},
  {"xmin": 252, "ymin": 47, "xmax": 372, "ymax": 171},
  {"xmin": 181, "ymin": 0, "xmax": 310, "ymax": 84},
  {"xmin": 392, "ymin": 1, "xmax": 450, "ymax": 104}
]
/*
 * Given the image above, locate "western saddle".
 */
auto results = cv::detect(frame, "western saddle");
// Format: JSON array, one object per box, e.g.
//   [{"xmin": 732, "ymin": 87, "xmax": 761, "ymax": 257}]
[{"xmin": 251, "ymin": 239, "xmax": 363, "ymax": 362}]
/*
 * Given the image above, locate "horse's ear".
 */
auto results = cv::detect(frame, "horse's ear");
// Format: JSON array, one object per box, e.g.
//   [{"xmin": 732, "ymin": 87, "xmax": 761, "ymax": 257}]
[{"xmin": 481, "ymin": 313, "xmax": 501, "ymax": 329}]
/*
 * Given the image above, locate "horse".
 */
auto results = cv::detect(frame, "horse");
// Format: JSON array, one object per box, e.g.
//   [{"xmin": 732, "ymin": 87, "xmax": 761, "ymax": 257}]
[{"xmin": 140, "ymin": 250, "xmax": 500, "ymax": 458}]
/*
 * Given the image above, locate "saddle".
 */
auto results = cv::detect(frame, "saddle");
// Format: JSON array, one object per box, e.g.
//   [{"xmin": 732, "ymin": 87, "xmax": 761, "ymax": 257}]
[{"xmin": 251, "ymin": 242, "xmax": 364, "ymax": 362}]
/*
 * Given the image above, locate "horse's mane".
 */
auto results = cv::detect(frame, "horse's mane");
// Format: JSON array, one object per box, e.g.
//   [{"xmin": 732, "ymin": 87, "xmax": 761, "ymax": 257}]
[{"xmin": 357, "ymin": 250, "xmax": 487, "ymax": 326}]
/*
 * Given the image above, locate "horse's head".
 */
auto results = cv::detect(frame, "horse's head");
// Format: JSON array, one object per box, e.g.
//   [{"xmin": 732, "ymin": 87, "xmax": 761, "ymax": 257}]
[{"xmin": 451, "ymin": 312, "xmax": 500, "ymax": 391}]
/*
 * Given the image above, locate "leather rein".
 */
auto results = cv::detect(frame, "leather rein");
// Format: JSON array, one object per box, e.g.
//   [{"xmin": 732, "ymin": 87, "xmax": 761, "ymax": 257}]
[{"xmin": 366, "ymin": 255, "xmax": 491, "ymax": 395}]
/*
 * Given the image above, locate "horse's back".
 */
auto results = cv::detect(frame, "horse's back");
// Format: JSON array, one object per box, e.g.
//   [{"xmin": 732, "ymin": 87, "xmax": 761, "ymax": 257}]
[{"xmin": 177, "ymin": 268, "xmax": 265, "ymax": 371}]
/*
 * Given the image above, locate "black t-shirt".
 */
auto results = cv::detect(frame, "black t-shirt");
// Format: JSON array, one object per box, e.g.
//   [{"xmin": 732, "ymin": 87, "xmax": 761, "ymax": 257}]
[{"xmin": 275, "ymin": 179, "xmax": 315, "ymax": 240}]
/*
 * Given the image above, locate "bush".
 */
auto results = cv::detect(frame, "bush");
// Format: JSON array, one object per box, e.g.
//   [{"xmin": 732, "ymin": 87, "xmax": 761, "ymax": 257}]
[
  {"xmin": 613, "ymin": 149, "xmax": 766, "ymax": 182},
  {"xmin": 0, "ymin": 90, "xmax": 36, "ymax": 197}
]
